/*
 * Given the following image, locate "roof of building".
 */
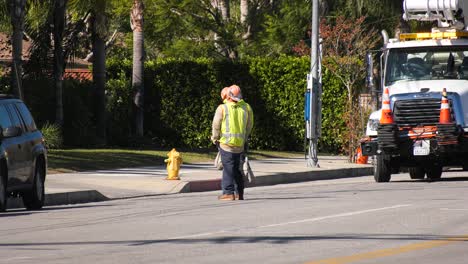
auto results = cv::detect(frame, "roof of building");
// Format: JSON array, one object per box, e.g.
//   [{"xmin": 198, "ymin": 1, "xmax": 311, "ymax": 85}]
[
  {"xmin": 0, "ymin": 32, "xmax": 90, "ymax": 69},
  {"xmin": 0, "ymin": 32, "xmax": 31, "ymax": 61}
]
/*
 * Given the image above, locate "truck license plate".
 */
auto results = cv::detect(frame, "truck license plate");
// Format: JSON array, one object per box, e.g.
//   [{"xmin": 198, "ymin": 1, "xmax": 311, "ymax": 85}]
[{"xmin": 413, "ymin": 140, "xmax": 430, "ymax": 156}]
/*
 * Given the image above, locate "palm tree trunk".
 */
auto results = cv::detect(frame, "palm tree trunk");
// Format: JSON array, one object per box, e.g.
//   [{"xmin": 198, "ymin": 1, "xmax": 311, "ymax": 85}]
[
  {"xmin": 92, "ymin": 11, "xmax": 107, "ymax": 145},
  {"xmin": 54, "ymin": 0, "xmax": 68, "ymax": 128},
  {"xmin": 131, "ymin": 0, "xmax": 145, "ymax": 137},
  {"xmin": 10, "ymin": 0, "xmax": 26, "ymax": 100}
]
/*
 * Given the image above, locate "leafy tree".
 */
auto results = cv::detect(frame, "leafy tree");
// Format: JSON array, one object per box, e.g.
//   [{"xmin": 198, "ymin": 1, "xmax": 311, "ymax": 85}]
[
  {"xmin": 249, "ymin": 0, "xmax": 310, "ymax": 56},
  {"xmin": 320, "ymin": 16, "xmax": 379, "ymax": 161},
  {"xmin": 331, "ymin": 0, "xmax": 402, "ymax": 36}
]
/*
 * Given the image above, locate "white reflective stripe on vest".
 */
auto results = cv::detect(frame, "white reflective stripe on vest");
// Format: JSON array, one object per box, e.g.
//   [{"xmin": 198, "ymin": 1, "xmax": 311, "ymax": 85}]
[{"xmin": 222, "ymin": 104, "xmax": 231, "ymax": 142}]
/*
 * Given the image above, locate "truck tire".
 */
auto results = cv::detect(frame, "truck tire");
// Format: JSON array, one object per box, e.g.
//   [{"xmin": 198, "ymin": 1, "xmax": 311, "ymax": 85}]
[
  {"xmin": 426, "ymin": 165, "xmax": 442, "ymax": 180},
  {"xmin": 374, "ymin": 154, "xmax": 392, "ymax": 182},
  {"xmin": 409, "ymin": 167, "xmax": 425, "ymax": 179},
  {"xmin": 22, "ymin": 161, "xmax": 45, "ymax": 210}
]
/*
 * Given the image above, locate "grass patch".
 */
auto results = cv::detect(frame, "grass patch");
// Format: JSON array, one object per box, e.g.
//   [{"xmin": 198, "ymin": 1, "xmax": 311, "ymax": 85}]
[{"xmin": 47, "ymin": 148, "xmax": 304, "ymax": 174}]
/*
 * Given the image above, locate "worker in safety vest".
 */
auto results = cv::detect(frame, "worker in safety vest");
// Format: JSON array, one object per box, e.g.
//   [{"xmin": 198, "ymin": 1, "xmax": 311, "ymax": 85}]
[{"xmin": 211, "ymin": 85, "xmax": 254, "ymax": 200}]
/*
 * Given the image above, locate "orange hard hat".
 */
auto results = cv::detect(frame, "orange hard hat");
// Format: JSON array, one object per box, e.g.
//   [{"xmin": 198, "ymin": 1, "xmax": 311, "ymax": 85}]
[
  {"xmin": 228, "ymin": 85, "xmax": 242, "ymax": 101},
  {"xmin": 221, "ymin": 87, "xmax": 229, "ymax": 101}
]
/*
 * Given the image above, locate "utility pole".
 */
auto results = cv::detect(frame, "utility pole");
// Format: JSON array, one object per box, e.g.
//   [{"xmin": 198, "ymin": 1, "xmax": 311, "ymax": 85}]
[{"xmin": 306, "ymin": 0, "xmax": 321, "ymax": 167}]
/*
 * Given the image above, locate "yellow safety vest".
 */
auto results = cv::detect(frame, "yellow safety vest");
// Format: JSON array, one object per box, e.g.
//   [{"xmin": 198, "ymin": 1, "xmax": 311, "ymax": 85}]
[{"xmin": 220, "ymin": 100, "xmax": 250, "ymax": 147}]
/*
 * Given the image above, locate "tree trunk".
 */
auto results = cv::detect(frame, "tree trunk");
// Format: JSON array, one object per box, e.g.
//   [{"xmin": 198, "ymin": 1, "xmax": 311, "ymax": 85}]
[
  {"xmin": 131, "ymin": 0, "xmax": 145, "ymax": 137},
  {"xmin": 211, "ymin": 0, "xmax": 235, "ymax": 58},
  {"xmin": 219, "ymin": 0, "xmax": 230, "ymax": 21},
  {"xmin": 92, "ymin": 11, "xmax": 107, "ymax": 145},
  {"xmin": 240, "ymin": 0, "xmax": 251, "ymax": 41},
  {"xmin": 319, "ymin": 0, "xmax": 329, "ymax": 17},
  {"xmin": 240, "ymin": 0, "xmax": 247, "ymax": 24},
  {"xmin": 10, "ymin": 0, "xmax": 26, "ymax": 100},
  {"xmin": 54, "ymin": 0, "xmax": 68, "ymax": 128}
]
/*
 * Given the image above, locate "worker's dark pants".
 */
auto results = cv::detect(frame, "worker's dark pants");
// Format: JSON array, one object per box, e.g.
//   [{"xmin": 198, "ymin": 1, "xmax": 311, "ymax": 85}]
[{"xmin": 220, "ymin": 148, "xmax": 244, "ymax": 195}]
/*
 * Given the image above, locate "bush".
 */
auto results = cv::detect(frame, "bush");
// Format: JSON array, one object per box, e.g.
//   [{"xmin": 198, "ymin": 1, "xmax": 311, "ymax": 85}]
[
  {"xmin": 22, "ymin": 56, "xmax": 348, "ymax": 153},
  {"xmin": 105, "ymin": 56, "xmax": 347, "ymax": 152},
  {"xmin": 40, "ymin": 122, "xmax": 63, "ymax": 149}
]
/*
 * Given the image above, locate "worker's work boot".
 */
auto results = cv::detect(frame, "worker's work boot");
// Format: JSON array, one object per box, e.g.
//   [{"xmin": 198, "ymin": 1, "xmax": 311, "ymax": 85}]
[
  {"xmin": 235, "ymin": 193, "xmax": 244, "ymax": 200},
  {"xmin": 218, "ymin": 194, "xmax": 235, "ymax": 201}
]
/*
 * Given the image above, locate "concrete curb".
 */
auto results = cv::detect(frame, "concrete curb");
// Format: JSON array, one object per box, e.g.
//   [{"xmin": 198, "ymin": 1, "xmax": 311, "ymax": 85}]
[
  {"xmin": 185, "ymin": 166, "xmax": 373, "ymax": 192},
  {"xmin": 7, "ymin": 190, "xmax": 108, "ymax": 210},
  {"xmin": 7, "ymin": 166, "xmax": 373, "ymax": 209}
]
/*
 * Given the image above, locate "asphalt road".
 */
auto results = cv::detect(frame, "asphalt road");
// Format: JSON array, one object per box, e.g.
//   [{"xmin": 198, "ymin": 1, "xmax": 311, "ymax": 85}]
[{"xmin": 1, "ymin": 171, "xmax": 468, "ymax": 264}]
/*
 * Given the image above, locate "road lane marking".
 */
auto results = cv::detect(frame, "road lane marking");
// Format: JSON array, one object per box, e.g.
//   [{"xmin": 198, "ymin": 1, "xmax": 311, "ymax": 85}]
[
  {"xmin": 440, "ymin": 208, "xmax": 468, "ymax": 211},
  {"xmin": 306, "ymin": 235, "xmax": 468, "ymax": 264},
  {"xmin": 170, "ymin": 204, "xmax": 411, "ymax": 240},
  {"xmin": 172, "ymin": 231, "xmax": 228, "ymax": 239},
  {"xmin": 259, "ymin": 204, "xmax": 411, "ymax": 228},
  {"xmin": 3, "ymin": 257, "xmax": 33, "ymax": 261}
]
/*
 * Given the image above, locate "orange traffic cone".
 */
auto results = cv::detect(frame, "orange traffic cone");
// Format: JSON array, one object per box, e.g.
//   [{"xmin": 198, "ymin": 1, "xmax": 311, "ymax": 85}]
[
  {"xmin": 380, "ymin": 88, "xmax": 394, "ymax": 124},
  {"xmin": 356, "ymin": 147, "xmax": 368, "ymax": 164},
  {"xmin": 439, "ymin": 88, "xmax": 452, "ymax": 124}
]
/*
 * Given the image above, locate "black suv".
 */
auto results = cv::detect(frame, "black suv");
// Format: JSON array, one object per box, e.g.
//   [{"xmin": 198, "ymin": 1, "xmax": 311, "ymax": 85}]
[{"xmin": 0, "ymin": 95, "xmax": 47, "ymax": 211}]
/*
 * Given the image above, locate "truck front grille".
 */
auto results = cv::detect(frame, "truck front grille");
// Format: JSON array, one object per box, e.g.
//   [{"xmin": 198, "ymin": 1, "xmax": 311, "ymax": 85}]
[{"xmin": 393, "ymin": 98, "xmax": 453, "ymax": 126}]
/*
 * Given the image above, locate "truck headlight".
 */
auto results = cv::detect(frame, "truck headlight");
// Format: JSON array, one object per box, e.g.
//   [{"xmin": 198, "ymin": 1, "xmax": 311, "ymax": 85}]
[{"xmin": 367, "ymin": 119, "xmax": 379, "ymax": 132}]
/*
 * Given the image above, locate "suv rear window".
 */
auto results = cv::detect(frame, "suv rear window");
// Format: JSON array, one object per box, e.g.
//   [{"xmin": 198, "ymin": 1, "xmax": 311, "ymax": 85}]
[
  {"xmin": 16, "ymin": 103, "xmax": 37, "ymax": 132},
  {"xmin": 0, "ymin": 105, "xmax": 12, "ymax": 129}
]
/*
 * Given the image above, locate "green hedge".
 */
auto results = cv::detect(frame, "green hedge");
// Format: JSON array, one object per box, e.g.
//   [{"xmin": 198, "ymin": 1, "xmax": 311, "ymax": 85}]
[{"xmin": 17, "ymin": 56, "xmax": 347, "ymax": 152}]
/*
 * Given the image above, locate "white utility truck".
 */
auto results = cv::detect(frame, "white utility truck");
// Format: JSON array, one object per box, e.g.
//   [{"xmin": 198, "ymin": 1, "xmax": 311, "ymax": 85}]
[{"xmin": 362, "ymin": 0, "xmax": 468, "ymax": 182}]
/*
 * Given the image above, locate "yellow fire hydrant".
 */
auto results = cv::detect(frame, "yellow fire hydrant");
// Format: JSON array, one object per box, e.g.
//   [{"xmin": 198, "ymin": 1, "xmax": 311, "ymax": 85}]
[{"xmin": 164, "ymin": 148, "xmax": 182, "ymax": 180}]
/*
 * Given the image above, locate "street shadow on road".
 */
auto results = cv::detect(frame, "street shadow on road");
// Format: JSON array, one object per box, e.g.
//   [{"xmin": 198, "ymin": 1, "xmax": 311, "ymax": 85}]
[
  {"xmin": 0, "ymin": 233, "xmax": 466, "ymax": 247},
  {"xmin": 392, "ymin": 176, "xmax": 468, "ymax": 183},
  {"xmin": 244, "ymin": 196, "xmax": 332, "ymax": 201},
  {"xmin": 1, "ymin": 204, "xmax": 115, "ymax": 217}
]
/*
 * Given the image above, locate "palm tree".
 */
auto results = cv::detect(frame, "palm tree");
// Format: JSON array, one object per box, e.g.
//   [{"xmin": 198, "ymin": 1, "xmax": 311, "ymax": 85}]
[
  {"xmin": 69, "ymin": 0, "xmax": 109, "ymax": 145},
  {"xmin": 91, "ymin": 2, "xmax": 107, "ymax": 145},
  {"xmin": 27, "ymin": 1, "xmax": 91, "ymax": 132},
  {"xmin": 131, "ymin": 0, "xmax": 144, "ymax": 137},
  {"xmin": 9, "ymin": 0, "xmax": 26, "ymax": 99},
  {"xmin": 53, "ymin": 0, "xmax": 67, "ymax": 128}
]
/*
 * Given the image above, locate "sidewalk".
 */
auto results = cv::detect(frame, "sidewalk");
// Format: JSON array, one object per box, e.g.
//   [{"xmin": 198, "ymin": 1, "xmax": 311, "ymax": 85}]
[{"xmin": 7, "ymin": 156, "xmax": 373, "ymax": 209}]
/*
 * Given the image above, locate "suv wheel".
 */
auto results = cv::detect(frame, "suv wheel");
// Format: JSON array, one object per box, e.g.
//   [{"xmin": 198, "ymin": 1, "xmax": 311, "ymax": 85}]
[
  {"xmin": 0, "ymin": 173, "xmax": 6, "ymax": 212},
  {"xmin": 22, "ymin": 161, "xmax": 45, "ymax": 210}
]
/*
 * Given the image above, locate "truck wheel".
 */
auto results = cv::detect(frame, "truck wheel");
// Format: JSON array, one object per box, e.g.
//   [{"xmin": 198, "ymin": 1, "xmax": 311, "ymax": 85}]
[
  {"xmin": 426, "ymin": 165, "xmax": 442, "ymax": 180},
  {"xmin": 409, "ymin": 167, "xmax": 425, "ymax": 179},
  {"xmin": 374, "ymin": 155, "xmax": 392, "ymax": 182},
  {"xmin": 22, "ymin": 161, "xmax": 45, "ymax": 210},
  {"xmin": 0, "ymin": 172, "xmax": 6, "ymax": 212}
]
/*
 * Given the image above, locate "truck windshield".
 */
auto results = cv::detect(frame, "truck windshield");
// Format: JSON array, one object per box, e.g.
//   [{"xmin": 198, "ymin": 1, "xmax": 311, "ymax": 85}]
[{"xmin": 385, "ymin": 46, "xmax": 468, "ymax": 85}]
